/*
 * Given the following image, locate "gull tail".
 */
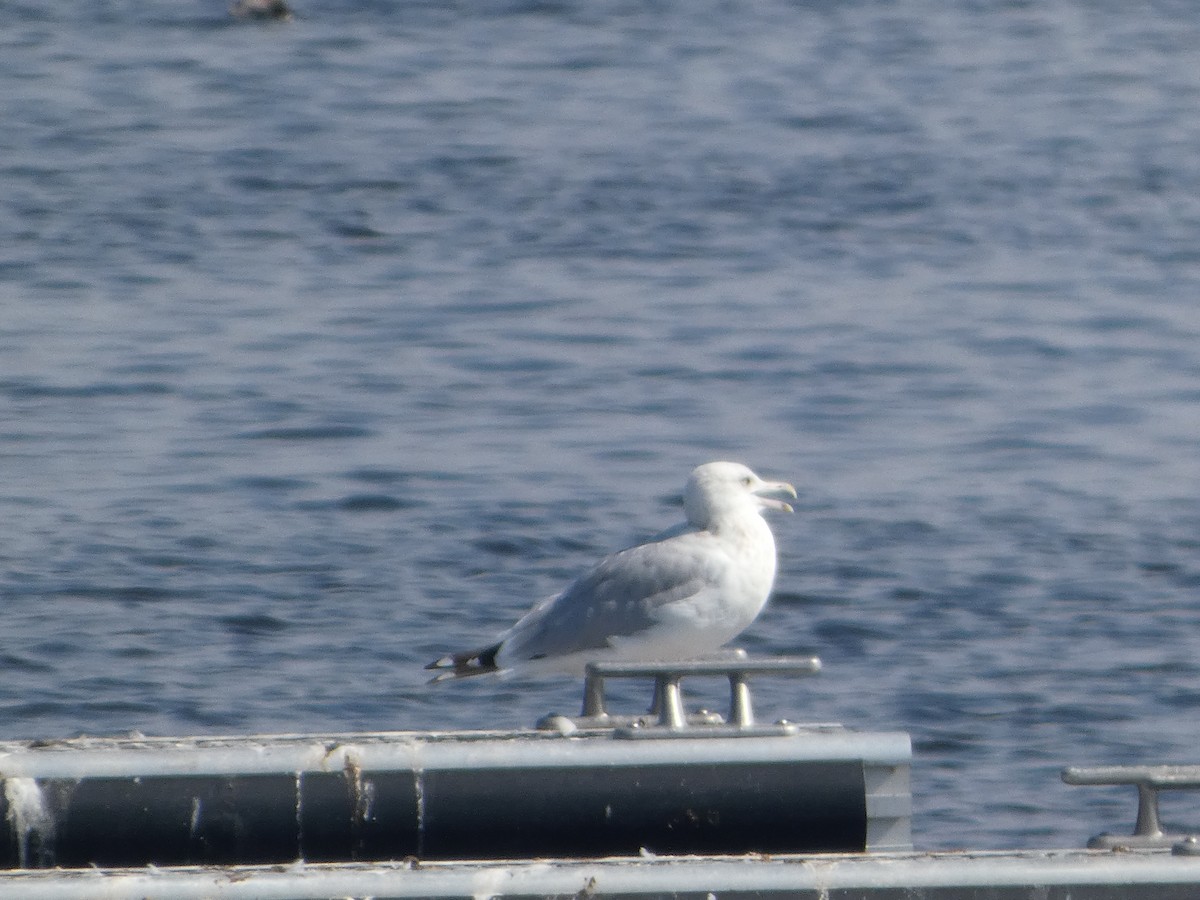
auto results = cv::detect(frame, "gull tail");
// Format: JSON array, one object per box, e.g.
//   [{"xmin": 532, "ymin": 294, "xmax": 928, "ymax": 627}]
[{"xmin": 425, "ymin": 642, "xmax": 502, "ymax": 683}]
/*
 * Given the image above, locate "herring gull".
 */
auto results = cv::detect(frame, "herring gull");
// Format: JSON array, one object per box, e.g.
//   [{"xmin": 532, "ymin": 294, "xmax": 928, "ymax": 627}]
[{"xmin": 426, "ymin": 461, "xmax": 795, "ymax": 682}]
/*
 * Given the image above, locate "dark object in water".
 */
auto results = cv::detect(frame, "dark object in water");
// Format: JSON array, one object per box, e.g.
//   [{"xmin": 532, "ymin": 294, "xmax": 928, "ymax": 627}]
[{"xmin": 230, "ymin": 0, "xmax": 293, "ymax": 20}]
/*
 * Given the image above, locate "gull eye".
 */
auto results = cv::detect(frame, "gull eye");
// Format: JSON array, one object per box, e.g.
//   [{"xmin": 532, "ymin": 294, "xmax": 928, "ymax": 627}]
[{"xmin": 741, "ymin": 475, "xmax": 754, "ymax": 487}]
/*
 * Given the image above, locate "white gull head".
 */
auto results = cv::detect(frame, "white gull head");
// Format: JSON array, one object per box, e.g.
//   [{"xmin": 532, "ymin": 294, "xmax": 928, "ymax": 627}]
[{"xmin": 684, "ymin": 460, "xmax": 796, "ymax": 530}]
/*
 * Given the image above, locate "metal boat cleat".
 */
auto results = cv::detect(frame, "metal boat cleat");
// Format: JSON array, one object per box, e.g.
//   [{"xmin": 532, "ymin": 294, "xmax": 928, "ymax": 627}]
[
  {"xmin": 538, "ymin": 650, "xmax": 822, "ymax": 738},
  {"xmin": 1063, "ymin": 765, "xmax": 1200, "ymax": 849}
]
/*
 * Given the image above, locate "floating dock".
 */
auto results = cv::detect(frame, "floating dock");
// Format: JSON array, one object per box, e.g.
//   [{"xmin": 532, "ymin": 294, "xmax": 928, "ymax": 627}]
[{"xmin": 0, "ymin": 656, "xmax": 1195, "ymax": 899}]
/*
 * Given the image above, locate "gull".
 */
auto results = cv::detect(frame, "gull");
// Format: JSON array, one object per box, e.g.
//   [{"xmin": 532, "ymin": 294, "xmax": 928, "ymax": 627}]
[{"xmin": 426, "ymin": 461, "xmax": 795, "ymax": 682}]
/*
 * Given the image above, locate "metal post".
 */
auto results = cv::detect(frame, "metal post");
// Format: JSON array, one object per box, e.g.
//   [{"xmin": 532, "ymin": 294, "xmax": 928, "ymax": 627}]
[
  {"xmin": 1134, "ymin": 784, "xmax": 1163, "ymax": 838},
  {"xmin": 657, "ymin": 675, "xmax": 686, "ymax": 729},
  {"xmin": 729, "ymin": 673, "xmax": 755, "ymax": 728},
  {"xmin": 582, "ymin": 669, "xmax": 607, "ymax": 719}
]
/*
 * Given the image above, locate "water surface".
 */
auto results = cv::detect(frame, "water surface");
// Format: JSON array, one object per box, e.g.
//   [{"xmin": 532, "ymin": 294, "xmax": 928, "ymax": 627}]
[{"xmin": 2, "ymin": 0, "xmax": 1200, "ymax": 849}]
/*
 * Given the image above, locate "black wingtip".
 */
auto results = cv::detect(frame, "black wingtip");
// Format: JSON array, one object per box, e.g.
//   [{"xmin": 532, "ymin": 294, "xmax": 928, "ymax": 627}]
[{"xmin": 425, "ymin": 643, "xmax": 502, "ymax": 683}]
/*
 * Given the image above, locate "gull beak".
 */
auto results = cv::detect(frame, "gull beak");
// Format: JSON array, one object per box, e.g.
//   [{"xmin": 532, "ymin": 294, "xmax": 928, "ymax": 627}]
[{"xmin": 755, "ymin": 479, "xmax": 797, "ymax": 513}]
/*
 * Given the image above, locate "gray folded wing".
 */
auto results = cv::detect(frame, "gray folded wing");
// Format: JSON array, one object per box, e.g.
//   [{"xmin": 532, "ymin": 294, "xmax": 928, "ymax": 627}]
[{"xmin": 500, "ymin": 532, "xmax": 724, "ymax": 663}]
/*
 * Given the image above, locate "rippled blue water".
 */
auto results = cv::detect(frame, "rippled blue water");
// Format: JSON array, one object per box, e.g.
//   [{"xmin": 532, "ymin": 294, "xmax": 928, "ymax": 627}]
[{"xmin": 2, "ymin": 0, "xmax": 1200, "ymax": 851}]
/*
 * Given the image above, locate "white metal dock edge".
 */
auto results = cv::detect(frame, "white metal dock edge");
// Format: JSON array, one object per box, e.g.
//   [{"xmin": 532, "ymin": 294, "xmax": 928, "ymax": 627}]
[{"xmin": 1, "ymin": 848, "xmax": 1199, "ymax": 900}]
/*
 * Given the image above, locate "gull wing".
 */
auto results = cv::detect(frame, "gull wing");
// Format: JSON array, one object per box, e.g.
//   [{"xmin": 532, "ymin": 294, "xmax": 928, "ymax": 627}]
[{"xmin": 498, "ymin": 531, "xmax": 727, "ymax": 664}]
